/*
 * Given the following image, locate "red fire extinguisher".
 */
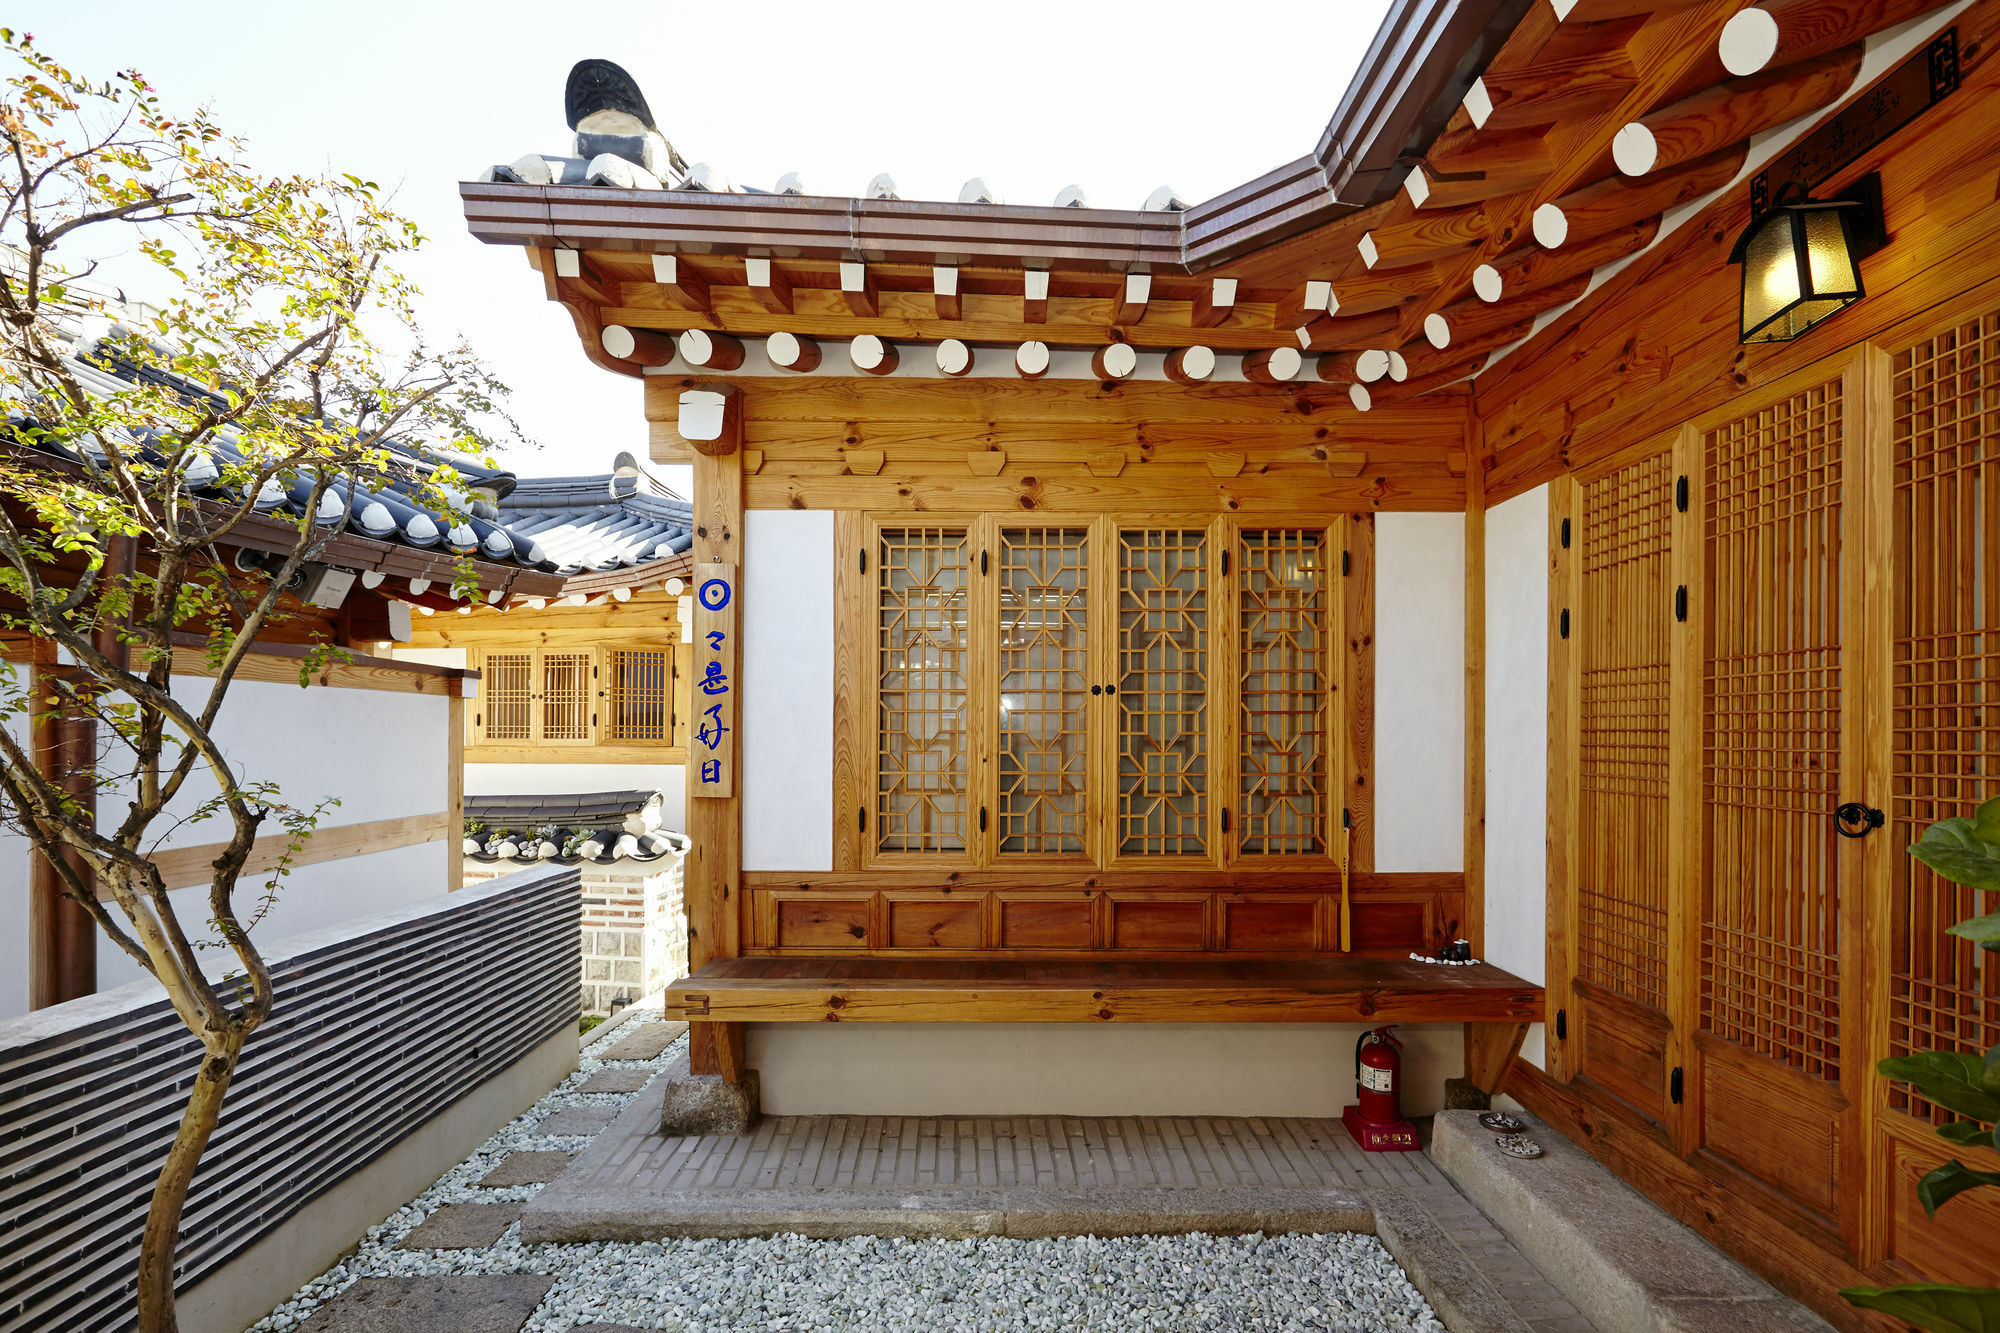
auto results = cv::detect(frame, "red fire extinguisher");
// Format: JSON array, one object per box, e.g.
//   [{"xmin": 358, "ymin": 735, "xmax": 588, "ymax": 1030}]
[{"xmin": 1342, "ymin": 1025, "xmax": 1419, "ymax": 1152}]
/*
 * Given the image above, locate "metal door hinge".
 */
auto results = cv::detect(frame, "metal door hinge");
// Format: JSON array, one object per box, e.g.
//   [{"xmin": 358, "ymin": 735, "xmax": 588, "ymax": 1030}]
[
  {"xmin": 1675, "ymin": 586, "xmax": 1688, "ymax": 622},
  {"xmin": 1221, "ymin": 808, "xmax": 1231, "ymax": 834},
  {"xmin": 859, "ymin": 549, "xmax": 867, "ymax": 574},
  {"xmin": 1221, "ymin": 549, "xmax": 1231, "ymax": 576},
  {"xmin": 980, "ymin": 550, "xmax": 989, "ymax": 575},
  {"xmin": 1676, "ymin": 475, "xmax": 1689, "ymax": 512},
  {"xmin": 979, "ymin": 805, "xmax": 989, "ymax": 833},
  {"xmin": 1342, "ymin": 807, "xmax": 1352, "ymax": 829},
  {"xmin": 859, "ymin": 806, "xmax": 867, "ymax": 832},
  {"xmin": 1555, "ymin": 1008, "xmax": 1567, "ymax": 1040},
  {"xmin": 1670, "ymin": 1066, "xmax": 1685, "ymax": 1104},
  {"xmin": 1560, "ymin": 518, "xmax": 1571, "ymax": 549},
  {"xmin": 1559, "ymin": 608, "xmax": 1570, "ymax": 639},
  {"xmin": 1342, "ymin": 550, "xmax": 1351, "ymax": 576}
]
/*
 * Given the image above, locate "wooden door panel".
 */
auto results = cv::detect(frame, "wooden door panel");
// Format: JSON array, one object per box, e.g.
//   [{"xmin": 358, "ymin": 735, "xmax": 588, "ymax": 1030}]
[
  {"xmin": 1696, "ymin": 1033, "xmax": 1844, "ymax": 1218},
  {"xmin": 1574, "ymin": 978, "xmax": 1669, "ymax": 1121}
]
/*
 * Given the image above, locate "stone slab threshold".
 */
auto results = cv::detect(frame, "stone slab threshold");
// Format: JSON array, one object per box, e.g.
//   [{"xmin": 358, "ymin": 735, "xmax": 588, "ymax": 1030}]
[
  {"xmin": 1430, "ymin": 1109, "xmax": 1837, "ymax": 1333},
  {"xmin": 522, "ymin": 1085, "xmax": 1603, "ymax": 1333}
]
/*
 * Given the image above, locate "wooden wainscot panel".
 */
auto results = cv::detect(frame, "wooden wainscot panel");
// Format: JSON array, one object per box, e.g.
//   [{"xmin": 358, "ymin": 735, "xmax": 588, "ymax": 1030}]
[
  {"xmin": 888, "ymin": 896, "xmax": 983, "ymax": 950},
  {"xmin": 997, "ymin": 896, "xmax": 1093, "ymax": 949},
  {"xmin": 1349, "ymin": 900, "xmax": 1430, "ymax": 953},
  {"xmin": 1695, "ymin": 1033, "xmax": 1842, "ymax": 1220},
  {"xmin": 1573, "ymin": 978, "xmax": 1670, "ymax": 1123},
  {"xmin": 1882, "ymin": 1112, "xmax": 2000, "ymax": 1284},
  {"xmin": 1109, "ymin": 897, "xmax": 1206, "ymax": 951},
  {"xmin": 1222, "ymin": 898, "xmax": 1319, "ymax": 952},
  {"xmin": 776, "ymin": 897, "xmax": 872, "ymax": 949}
]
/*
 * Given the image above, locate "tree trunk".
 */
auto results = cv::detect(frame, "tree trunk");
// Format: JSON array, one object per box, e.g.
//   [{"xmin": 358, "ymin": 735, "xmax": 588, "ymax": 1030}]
[{"xmin": 135, "ymin": 1039, "xmax": 242, "ymax": 1333}]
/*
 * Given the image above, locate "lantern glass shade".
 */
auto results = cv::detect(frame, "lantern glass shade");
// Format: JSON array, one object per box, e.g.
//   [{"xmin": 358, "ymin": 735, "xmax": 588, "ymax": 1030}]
[{"xmin": 1734, "ymin": 202, "xmax": 1865, "ymax": 343}]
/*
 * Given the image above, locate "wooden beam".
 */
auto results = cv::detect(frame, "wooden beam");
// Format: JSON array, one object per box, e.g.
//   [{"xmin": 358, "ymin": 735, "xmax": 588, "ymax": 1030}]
[
  {"xmin": 1015, "ymin": 340, "xmax": 1050, "ymax": 379},
  {"xmin": 1091, "ymin": 343, "xmax": 1138, "ymax": 381},
  {"xmin": 678, "ymin": 329, "xmax": 746, "ymax": 372},
  {"xmin": 850, "ymin": 334, "xmax": 898, "ymax": 375},
  {"xmin": 601, "ymin": 325, "xmax": 678, "ymax": 367},
  {"xmin": 1193, "ymin": 277, "xmax": 1237, "ymax": 328},
  {"xmin": 136, "ymin": 812, "xmax": 454, "ymax": 896},
  {"xmin": 1464, "ymin": 1021, "xmax": 1527, "ymax": 1093},
  {"xmin": 933, "ymin": 265, "xmax": 961, "ymax": 320},
  {"xmin": 1024, "ymin": 269, "xmax": 1049, "ymax": 323},
  {"xmin": 652, "ymin": 253, "xmax": 711, "ymax": 313},
  {"xmin": 1165, "ymin": 345, "xmax": 1216, "ymax": 385},
  {"xmin": 1533, "ymin": 143, "xmax": 1745, "ymax": 252},
  {"xmin": 1115, "ymin": 272, "xmax": 1152, "ymax": 324},
  {"xmin": 745, "ymin": 256, "xmax": 793, "ymax": 314},
  {"xmin": 766, "ymin": 330, "xmax": 822, "ymax": 372},
  {"xmin": 935, "ymin": 338, "xmax": 973, "ymax": 377},
  {"xmin": 1611, "ymin": 44, "xmax": 1863, "ymax": 178},
  {"xmin": 840, "ymin": 261, "xmax": 878, "ymax": 318},
  {"xmin": 1241, "ymin": 346, "xmax": 1303, "ymax": 385}
]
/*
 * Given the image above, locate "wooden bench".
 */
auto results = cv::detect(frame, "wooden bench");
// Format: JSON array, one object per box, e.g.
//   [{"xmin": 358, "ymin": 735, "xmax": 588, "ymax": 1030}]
[{"xmin": 665, "ymin": 956, "xmax": 1545, "ymax": 1090}]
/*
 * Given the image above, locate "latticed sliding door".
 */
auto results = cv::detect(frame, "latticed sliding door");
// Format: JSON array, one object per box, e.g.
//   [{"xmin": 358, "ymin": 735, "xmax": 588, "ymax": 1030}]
[
  {"xmin": 479, "ymin": 652, "xmax": 533, "ymax": 743},
  {"xmin": 473, "ymin": 649, "xmax": 596, "ymax": 747},
  {"xmin": 1116, "ymin": 526, "xmax": 1214, "ymax": 862},
  {"xmin": 874, "ymin": 526, "xmax": 972, "ymax": 858},
  {"xmin": 605, "ymin": 648, "xmax": 674, "ymax": 742},
  {"xmin": 1689, "ymin": 354, "xmax": 1879, "ymax": 1237},
  {"xmin": 1888, "ymin": 317, "xmax": 2000, "ymax": 1152},
  {"xmin": 1569, "ymin": 449, "xmax": 1677, "ymax": 1120},
  {"xmin": 540, "ymin": 651, "xmax": 596, "ymax": 745},
  {"xmin": 995, "ymin": 527, "xmax": 1091, "ymax": 858}
]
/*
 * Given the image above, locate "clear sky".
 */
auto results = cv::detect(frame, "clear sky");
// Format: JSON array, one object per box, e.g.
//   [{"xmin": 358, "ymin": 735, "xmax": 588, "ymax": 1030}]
[{"xmin": 17, "ymin": 0, "xmax": 1392, "ymax": 483}]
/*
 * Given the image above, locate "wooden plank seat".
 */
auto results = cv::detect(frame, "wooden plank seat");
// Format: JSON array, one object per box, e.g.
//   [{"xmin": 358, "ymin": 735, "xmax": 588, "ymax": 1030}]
[{"xmin": 666, "ymin": 957, "xmax": 1545, "ymax": 1091}]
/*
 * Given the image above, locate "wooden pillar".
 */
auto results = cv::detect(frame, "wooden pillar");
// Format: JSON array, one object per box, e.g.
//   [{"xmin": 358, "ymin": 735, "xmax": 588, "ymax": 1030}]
[
  {"xmin": 685, "ymin": 390, "xmax": 745, "ymax": 1078},
  {"xmin": 1464, "ymin": 454, "xmax": 1486, "ymax": 957}
]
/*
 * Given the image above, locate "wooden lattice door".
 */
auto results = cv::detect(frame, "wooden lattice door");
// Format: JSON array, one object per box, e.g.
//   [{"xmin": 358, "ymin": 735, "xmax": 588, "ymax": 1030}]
[
  {"xmin": 1557, "ymin": 446, "xmax": 1678, "ymax": 1122},
  {"xmin": 1684, "ymin": 351, "xmax": 1885, "ymax": 1243}
]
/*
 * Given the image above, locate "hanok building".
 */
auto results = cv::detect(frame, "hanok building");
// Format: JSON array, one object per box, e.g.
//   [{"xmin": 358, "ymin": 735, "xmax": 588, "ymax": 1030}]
[{"xmin": 462, "ymin": 0, "xmax": 2000, "ymax": 1320}]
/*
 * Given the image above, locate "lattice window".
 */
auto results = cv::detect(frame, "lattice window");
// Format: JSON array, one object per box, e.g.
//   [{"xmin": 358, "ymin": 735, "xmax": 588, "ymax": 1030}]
[
  {"xmin": 541, "ymin": 652, "xmax": 594, "ymax": 742},
  {"xmin": 482, "ymin": 652, "xmax": 532, "ymax": 741},
  {"xmin": 1239, "ymin": 529, "xmax": 1326, "ymax": 855},
  {"xmin": 1702, "ymin": 380, "xmax": 1845, "ymax": 1082},
  {"xmin": 1119, "ymin": 528, "xmax": 1209, "ymax": 856},
  {"xmin": 1889, "ymin": 313, "xmax": 2000, "ymax": 1122},
  {"xmin": 997, "ymin": 527, "xmax": 1089, "ymax": 855},
  {"xmin": 877, "ymin": 527, "xmax": 970, "ymax": 853},
  {"xmin": 605, "ymin": 648, "xmax": 673, "ymax": 742},
  {"xmin": 1578, "ymin": 453, "xmax": 1673, "ymax": 1012}
]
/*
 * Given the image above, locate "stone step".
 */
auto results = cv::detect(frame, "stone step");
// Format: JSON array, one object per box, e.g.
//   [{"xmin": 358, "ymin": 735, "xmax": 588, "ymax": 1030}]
[{"xmin": 1428, "ymin": 1110, "xmax": 1838, "ymax": 1333}]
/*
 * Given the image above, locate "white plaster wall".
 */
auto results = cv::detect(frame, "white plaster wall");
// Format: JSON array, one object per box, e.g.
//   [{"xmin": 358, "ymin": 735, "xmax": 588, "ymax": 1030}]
[
  {"xmin": 1374, "ymin": 513, "xmax": 1466, "ymax": 873},
  {"xmin": 1484, "ymin": 485, "xmax": 1551, "ymax": 1070},
  {"xmin": 464, "ymin": 763, "xmax": 687, "ymax": 834},
  {"xmin": 741, "ymin": 509, "xmax": 835, "ymax": 872},
  {"xmin": 753, "ymin": 1023, "xmax": 1464, "ymax": 1117},
  {"xmin": 0, "ymin": 671, "xmax": 33, "ymax": 1020}
]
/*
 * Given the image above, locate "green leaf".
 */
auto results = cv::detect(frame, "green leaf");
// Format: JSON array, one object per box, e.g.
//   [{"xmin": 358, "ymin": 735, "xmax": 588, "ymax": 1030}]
[
  {"xmin": 1910, "ymin": 816, "xmax": 2000, "ymax": 893},
  {"xmin": 1843, "ymin": 1285, "xmax": 2000, "ymax": 1333},
  {"xmin": 1949, "ymin": 909, "xmax": 2000, "ymax": 952},
  {"xmin": 1879, "ymin": 1052, "xmax": 2000, "ymax": 1122},
  {"xmin": 1917, "ymin": 1160, "xmax": 2000, "ymax": 1218},
  {"xmin": 1938, "ymin": 1121, "xmax": 2000, "ymax": 1153},
  {"xmin": 1971, "ymin": 796, "xmax": 2000, "ymax": 851}
]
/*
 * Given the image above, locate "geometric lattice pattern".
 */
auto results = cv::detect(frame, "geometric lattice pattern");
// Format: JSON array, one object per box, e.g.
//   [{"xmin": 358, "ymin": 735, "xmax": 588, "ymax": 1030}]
[
  {"xmin": 997, "ymin": 527, "xmax": 1090, "ymax": 855},
  {"xmin": 605, "ymin": 648, "xmax": 672, "ymax": 742},
  {"xmin": 483, "ymin": 652, "xmax": 533, "ymax": 741},
  {"xmin": 877, "ymin": 527, "xmax": 970, "ymax": 854},
  {"xmin": 1579, "ymin": 452, "xmax": 1673, "ymax": 1012},
  {"xmin": 1238, "ymin": 529, "xmax": 1326, "ymax": 856},
  {"xmin": 1889, "ymin": 313, "xmax": 2000, "ymax": 1121},
  {"xmin": 1119, "ymin": 528, "xmax": 1209, "ymax": 856},
  {"xmin": 541, "ymin": 652, "xmax": 594, "ymax": 742},
  {"xmin": 1701, "ymin": 379, "xmax": 1845, "ymax": 1083}
]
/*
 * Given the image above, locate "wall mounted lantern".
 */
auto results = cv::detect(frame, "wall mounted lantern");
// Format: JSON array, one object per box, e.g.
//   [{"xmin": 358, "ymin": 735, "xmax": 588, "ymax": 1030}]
[{"xmin": 1729, "ymin": 173, "xmax": 1886, "ymax": 344}]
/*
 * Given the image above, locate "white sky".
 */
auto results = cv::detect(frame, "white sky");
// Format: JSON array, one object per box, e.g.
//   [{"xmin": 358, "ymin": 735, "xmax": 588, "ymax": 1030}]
[{"xmin": 19, "ymin": 0, "xmax": 1393, "ymax": 481}]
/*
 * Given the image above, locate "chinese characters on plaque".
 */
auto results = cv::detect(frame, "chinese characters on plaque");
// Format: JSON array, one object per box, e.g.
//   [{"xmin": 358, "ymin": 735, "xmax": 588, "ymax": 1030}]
[{"xmin": 691, "ymin": 562, "xmax": 736, "ymax": 798}]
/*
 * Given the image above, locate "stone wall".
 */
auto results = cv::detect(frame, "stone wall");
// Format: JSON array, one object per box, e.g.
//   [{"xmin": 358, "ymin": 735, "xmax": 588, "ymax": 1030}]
[{"xmin": 464, "ymin": 853, "xmax": 687, "ymax": 1014}]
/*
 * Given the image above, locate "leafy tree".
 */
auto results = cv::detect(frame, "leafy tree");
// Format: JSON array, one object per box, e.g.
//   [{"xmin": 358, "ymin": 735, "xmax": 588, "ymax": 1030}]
[
  {"xmin": 1843, "ymin": 798, "xmax": 2000, "ymax": 1333},
  {"xmin": 0, "ymin": 34, "xmax": 514, "ymax": 1332}
]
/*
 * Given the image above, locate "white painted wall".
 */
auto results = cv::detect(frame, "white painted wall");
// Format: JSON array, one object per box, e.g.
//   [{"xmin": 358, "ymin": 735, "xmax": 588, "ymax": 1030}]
[
  {"xmin": 753, "ymin": 1022, "xmax": 1464, "ymax": 1117},
  {"xmin": 1374, "ymin": 513, "xmax": 1466, "ymax": 873},
  {"xmin": 1484, "ymin": 485, "xmax": 1551, "ymax": 1070},
  {"xmin": 0, "ymin": 673, "xmax": 455, "ymax": 1021},
  {"xmin": 0, "ymin": 670, "xmax": 33, "ymax": 1020},
  {"xmin": 741, "ymin": 509, "xmax": 835, "ymax": 872}
]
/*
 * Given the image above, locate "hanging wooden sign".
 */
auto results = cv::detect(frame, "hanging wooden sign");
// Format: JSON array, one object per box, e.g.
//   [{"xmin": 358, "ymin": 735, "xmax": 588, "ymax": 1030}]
[{"xmin": 690, "ymin": 561, "xmax": 738, "ymax": 799}]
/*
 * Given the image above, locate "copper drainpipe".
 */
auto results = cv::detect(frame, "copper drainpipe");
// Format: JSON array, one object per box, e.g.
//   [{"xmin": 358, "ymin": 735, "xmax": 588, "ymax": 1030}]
[{"xmin": 28, "ymin": 533, "xmax": 137, "ymax": 1008}]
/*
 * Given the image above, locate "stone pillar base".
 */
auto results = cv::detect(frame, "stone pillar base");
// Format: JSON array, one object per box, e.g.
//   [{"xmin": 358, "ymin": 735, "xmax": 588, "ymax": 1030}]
[{"xmin": 658, "ymin": 1054, "xmax": 761, "ymax": 1135}]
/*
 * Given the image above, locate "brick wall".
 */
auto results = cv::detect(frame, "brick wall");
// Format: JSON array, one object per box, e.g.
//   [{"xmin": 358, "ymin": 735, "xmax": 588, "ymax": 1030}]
[{"xmin": 465, "ymin": 855, "xmax": 686, "ymax": 1014}]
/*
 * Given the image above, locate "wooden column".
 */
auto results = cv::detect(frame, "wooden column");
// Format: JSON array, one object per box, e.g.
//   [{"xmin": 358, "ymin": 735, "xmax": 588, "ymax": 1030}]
[
  {"xmin": 686, "ymin": 397, "xmax": 745, "ymax": 1079},
  {"xmin": 1464, "ymin": 444, "xmax": 1487, "ymax": 957}
]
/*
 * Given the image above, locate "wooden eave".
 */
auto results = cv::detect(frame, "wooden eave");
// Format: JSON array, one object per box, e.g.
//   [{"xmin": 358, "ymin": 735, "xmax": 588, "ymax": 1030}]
[{"xmin": 553, "ymin": 548, "xmax": 694, "ymax": 597}]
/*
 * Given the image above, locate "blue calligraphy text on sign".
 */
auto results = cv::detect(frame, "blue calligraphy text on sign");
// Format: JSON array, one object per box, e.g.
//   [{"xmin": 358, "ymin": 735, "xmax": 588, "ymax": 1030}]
[
  {"xmin": 699, "ymin": 661, "xmax": 730, "ymax": 696},
  {"xmin": 697, "ymin": 702, "xmax": 731, "ymax": 752},
  {"xmin": 706, "ymin": 629, "xmax": 725, "ymax": 651},
  {"xmin": 702, "ymin": 759, "xmax": 721, "ymax": 783},
  {"xmin": 698, "ymin": 577, "xmax": 732, "ymax": 612}
]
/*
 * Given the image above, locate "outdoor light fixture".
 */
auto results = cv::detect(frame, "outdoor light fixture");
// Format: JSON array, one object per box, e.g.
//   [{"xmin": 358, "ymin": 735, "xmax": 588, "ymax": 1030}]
[{"xmin": 1729, "ymin": 174, "xmax": 1886, "ymax": 344}]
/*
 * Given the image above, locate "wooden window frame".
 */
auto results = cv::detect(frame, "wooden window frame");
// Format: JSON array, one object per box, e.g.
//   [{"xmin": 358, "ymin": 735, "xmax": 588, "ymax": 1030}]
[
  {"xmin": 468, "ymin": 643, "xmax": 691, "ymax": 762},
  {"xmin": 843, "ymin": 510, "xmax": 1371, "ymax": 876}
]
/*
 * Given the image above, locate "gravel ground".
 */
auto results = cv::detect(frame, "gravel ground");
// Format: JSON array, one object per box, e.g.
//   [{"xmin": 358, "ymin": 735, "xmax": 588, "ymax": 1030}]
[{"xmin": 249, "ymin": 1012, "xmax": 1447, "ymax": 1333}]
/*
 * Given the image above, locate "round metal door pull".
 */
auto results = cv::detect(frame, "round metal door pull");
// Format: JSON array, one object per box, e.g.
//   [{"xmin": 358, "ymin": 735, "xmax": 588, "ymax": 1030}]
[
  {"xmin": 1479, "ymin": 1112, "xmax": 1525, "ymax": 1133},
  {"xmin": 1834, "ymin": 802, "xmax": 1885, "ymax": 838},
  {"xmin": 1495, "ymin": 1135, "xmax": 1544, "ymax": 1159}
]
